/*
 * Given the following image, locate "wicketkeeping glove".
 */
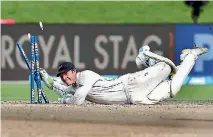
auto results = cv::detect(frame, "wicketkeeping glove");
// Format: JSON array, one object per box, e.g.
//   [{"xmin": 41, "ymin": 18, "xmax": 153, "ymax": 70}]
[{"xmin": 39, "ymin": 68, "xmax": 54, "ymax": 89}]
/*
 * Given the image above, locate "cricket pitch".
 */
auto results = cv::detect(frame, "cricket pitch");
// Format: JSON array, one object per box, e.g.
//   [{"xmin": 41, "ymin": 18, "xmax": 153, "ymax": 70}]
[{"xmin": 2, "ymin": 101, "xmax": 213, "ymax": 137}]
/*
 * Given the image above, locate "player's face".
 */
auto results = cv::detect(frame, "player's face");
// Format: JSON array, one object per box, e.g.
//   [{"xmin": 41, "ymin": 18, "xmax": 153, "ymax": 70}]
[{"xmin": 60, "ymin": 70, "xmax": 77, "ymax": 86}]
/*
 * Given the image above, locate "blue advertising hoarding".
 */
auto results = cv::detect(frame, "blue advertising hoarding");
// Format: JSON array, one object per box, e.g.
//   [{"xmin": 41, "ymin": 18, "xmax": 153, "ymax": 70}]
[{"xmin": 175, "ymin": 24, "xmax": 213, "ymax": 85}]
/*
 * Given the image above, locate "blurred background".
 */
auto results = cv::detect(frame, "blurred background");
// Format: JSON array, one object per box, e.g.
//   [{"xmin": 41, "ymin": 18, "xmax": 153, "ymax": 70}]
[{"xmin": 1, "ymin": 1, "xmax": 213, "ymax": 102}]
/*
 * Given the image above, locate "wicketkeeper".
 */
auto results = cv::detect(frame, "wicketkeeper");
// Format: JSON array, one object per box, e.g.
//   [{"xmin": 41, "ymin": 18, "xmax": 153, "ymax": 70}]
[{"xmin": 40, "ymin": 45, "xmax": 208, "ymax": 105}]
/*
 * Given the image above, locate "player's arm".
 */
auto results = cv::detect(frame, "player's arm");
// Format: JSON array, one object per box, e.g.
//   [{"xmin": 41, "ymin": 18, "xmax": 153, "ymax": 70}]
[
  {"xmin": 63, "ymin": 84, "xmax": 92, "ymax": 105},
  {"xmin": 62, "ymin": 70, "xmax": 100, "ymax": 105},
  {"xmin": 40, "ymin": 68, "xmax": 74, "ymax": 97}
]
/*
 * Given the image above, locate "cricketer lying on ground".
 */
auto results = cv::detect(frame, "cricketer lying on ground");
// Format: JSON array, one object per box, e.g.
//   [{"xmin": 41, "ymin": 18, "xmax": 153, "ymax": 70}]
[{"xmin": 40, "ymin": 45, "xmax": 208, "ymax": 105}]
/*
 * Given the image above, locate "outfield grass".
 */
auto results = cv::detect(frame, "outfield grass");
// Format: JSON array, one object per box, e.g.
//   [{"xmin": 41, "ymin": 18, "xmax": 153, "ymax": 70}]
[
  {"xmin": 1, "ymin": 83, "xmax": 59, "ymax": 101},
  {"xmin": 174, "ymin": 85, "xmax": 213, "ymax": 100},
  {"xmin": 1, "ymin": 83, "xmax": 213, "ymax": 101},
  {"xmin": 2, "ymin": 1, "xmax": 213, "ymax": 23}
]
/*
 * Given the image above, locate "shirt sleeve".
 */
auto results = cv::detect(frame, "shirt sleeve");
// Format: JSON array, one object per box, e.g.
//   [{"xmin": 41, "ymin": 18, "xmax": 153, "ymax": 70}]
[
  {"xmin": 67, "ymin": 70, "xmax": 100, "ymax": 105},
  {"xmin": 67, "ymin": 84, "xmax": 93, "ymax": 105},
  {"xmin": 51, "ymin": 78, "xmax": 75, "ymax": 97}
]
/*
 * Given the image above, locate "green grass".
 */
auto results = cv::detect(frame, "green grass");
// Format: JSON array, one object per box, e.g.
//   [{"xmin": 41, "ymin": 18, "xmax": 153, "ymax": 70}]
[
  {"xmin": 2, "ymin": 1, "xmax": 213, "ymax": 23},
  {"xmin": 1, "ymin": 83, "xmax": 59, "ymax": 101},
  {"xmin": 174, "ymin": 85, "xmax": 213, "ymax": 100},
  {"xmin": 1, "ymin": 84, "xmax": 213, "ymax": 101}
]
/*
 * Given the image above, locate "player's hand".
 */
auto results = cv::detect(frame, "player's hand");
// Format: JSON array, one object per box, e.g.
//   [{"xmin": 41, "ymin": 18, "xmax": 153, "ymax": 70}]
[
  {"xmin": 39, "ymin": 68, "xmax": 47, "ymax": 81},
  {"xmin": 39, "ymin": 68, "xmax": 54, "ymax": 89}
]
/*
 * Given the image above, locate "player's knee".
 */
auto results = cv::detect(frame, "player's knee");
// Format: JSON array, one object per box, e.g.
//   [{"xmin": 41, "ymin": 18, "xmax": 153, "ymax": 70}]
[
  {"xmin": 152, "ymin": 62, "xmax": 171, "ymax": 77},
  {"xmin": 147, "ymin": 80, "xmax": 171, "ymax": 102},
  {"xmin": 157, "ymin": 62, "xmax": 171, "ymax": 72}
]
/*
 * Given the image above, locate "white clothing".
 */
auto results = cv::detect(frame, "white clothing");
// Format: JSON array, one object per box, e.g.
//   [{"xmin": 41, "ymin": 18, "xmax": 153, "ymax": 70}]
[
  {"xmin": 47, "ymin": 49, "xmax": 201, "ymax": 105},
  {"xmin": 51, "ymin": 62, "xmax": 172, "ymax": 105}
]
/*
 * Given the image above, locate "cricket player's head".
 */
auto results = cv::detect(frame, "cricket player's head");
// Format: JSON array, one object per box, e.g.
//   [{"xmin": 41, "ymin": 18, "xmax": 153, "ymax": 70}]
[{"xmin": 56, "ymin": 62, "xmax": 77, "ymax": 87}]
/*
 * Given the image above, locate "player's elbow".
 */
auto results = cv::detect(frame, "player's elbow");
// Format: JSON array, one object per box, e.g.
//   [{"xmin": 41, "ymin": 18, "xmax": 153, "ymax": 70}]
[
  {"xmin": 74, "ymin": 101, "xmax": 83, "ymax": 105},
  {"xmin": 73, "ymin": 98, "xmax": 85, "ymax": 105}
]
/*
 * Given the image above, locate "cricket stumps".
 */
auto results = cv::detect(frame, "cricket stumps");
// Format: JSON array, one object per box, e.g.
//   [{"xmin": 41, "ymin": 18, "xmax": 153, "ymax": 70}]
[{"xmin": 16, "ymin": 35, "xmax": 49, "ymax": 104}]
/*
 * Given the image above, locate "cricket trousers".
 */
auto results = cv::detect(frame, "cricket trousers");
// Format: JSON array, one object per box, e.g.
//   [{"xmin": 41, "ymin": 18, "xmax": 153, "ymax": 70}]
[
  {"xmin": 126, "ymin": 53, "xmax": 196, "ymax": 104},
  {"xmin": 125, "ymin": 62, "xmax": 171, "ymax": 104}
]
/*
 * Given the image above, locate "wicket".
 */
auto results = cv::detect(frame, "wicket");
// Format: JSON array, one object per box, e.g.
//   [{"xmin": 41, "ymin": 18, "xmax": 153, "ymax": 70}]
[{"xmin": 16, "ymin": 35, "xmax": 49, "ymax": 104}]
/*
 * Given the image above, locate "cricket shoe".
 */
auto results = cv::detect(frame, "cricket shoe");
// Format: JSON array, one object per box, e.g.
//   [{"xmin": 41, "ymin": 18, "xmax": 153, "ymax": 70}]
[
  {"xmin": 180, "ymin": 47, "xmax": 208, "ymax": 61},
  {"xmin": 135, "ymin": 45, "xmax": 158, "ymax": 67},
  {"xmin": 142, "ymin": 47, "xmax": 177, "ymax": 73},
  {"xmin": 39, "ymin": 68, "xmax": 54, "ymax": 89}
]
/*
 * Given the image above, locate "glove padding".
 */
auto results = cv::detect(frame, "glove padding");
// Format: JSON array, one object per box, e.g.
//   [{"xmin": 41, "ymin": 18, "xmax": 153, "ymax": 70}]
[{"xmin": 39, "ymin": 68, "xmax": 54, "ymax": 89}]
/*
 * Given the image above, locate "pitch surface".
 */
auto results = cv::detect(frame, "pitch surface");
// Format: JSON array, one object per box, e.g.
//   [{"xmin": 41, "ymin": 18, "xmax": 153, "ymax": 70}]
[{"xmin": 2, "ymin": 101, "xmax": 213, "ymax": 137}]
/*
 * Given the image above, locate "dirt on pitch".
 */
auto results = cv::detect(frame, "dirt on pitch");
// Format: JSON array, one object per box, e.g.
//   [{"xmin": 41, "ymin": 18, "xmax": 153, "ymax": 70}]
[{"xmin": 1, "ymin": 101, "xmax": 213, "ymax": 137}]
